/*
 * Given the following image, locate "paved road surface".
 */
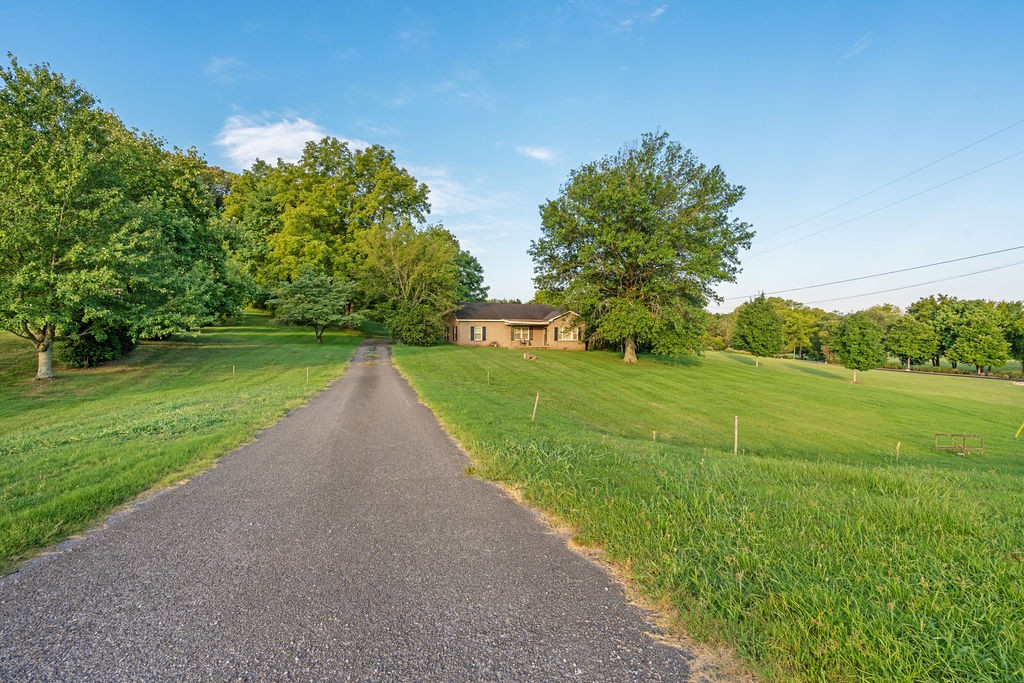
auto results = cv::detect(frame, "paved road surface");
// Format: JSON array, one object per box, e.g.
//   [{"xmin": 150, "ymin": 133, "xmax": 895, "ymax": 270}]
[{"xmin": 0, "ymin": 340, "xmax": 695, "ymax": 681}]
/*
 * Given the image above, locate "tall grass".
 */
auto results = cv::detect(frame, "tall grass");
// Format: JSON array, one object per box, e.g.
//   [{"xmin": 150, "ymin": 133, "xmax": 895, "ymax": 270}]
[
  {"xmin": 0, "ymin": 314, "xmax": 361, "ymax": 574},
  {"xmin": 395, "ymin": 346, "xmax": 1024, "ymax": 681}
]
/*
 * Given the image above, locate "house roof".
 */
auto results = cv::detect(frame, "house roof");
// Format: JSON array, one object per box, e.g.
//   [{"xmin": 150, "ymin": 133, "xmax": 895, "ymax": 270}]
[{"xmin": 453, "ymin": 302, "xmax": 572, "ymax": 324}]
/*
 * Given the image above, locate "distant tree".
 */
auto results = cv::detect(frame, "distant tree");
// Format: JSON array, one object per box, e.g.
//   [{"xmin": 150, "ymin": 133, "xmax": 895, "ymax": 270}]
[
  {"xmin": 268, "ymin": 269, "xmax": 362, "ymax": 343},
  {"xmin": 529, "ymin": 131, "xmax": 753, "ymax": 363},
  {"xmin": 811, "ymin": 313, "xmax": 842, "ymax": 363},
  {"xmin": 771, "ymin": 299, "xmax": 825, "ymax": 359},
  {"xmin": 487, "ymin": 298, "xmax": 523, "ymax": 304},
  {"xmin": 705, "ymin": 311, "xmax": 736, "ymax": 351},
  {"xmin": 454, "ymin": 250, "xmax": 489, "ymax": 302},
  {"xmin": 885, "ymin": 315, "xmax": 937, "ymax": 370},
  {"xmin": 997, "ymin": 301, "xmax": 1024, "ymax": 370},
  {"xmin": 357, "ymin": 219, "xmax": 459, "ymax": 345},
  {"xmin": 945, "ymin": 307, "xmax": 1009, "ymax": 374},
  {"xmin": 834, "ymin": 314, "xmax": 886, "ymax": 382},
  {"xmin": 858, "ymin": 303, "xmax": 902, "ymax": 333},
  {"xmin": 733, "ymin": 295, "xmax": 783, "ymax": 366},
  {"xmin": 907, "ymin": 295, "xmax": 946, "ymax": 365}
]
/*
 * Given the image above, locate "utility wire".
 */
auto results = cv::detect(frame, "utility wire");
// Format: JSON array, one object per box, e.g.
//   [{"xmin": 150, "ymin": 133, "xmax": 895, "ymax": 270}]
[
  {"xmin": 747, "ymin": 148, "xmax": 1024, "ymax": 258},
  {"xmin": 799, "ymin": 259, "xmax": 1024, "ymax": 306},
  {"xmin": 754, "ymin": 116, "xmax": 1024, "ymax": 244},
  {"xmin": 724, "ymin": 244, "xmax": 1024, "ymax": 301}
]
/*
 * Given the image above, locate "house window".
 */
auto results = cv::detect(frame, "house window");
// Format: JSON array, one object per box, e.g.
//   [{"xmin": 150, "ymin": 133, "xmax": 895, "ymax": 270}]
[
  {"xmin": 557, "ymin": 326, "xmax": 579, "ymax": 341},
  {"xmin": 512, "ymin": 326, "xmax": 531, "ymax": 342},
  {"xmin": 471, "ymin": 326, "xmax": 486, "ymax": 342}
]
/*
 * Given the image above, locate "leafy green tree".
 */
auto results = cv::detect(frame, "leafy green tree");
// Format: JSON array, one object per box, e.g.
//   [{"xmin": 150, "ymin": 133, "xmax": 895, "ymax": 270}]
[
  {"xmin": 858, "ymin": 303, "xmax": 902, "ymax": 333},
  {"xmin": 0, "ymin": 56, "xmax": 242, "ymax": 379},
  {"xmin": 834, "ymin": 314, "xmax": 886, "ymax": 382},
  {"xmin": 997, "ymin": 301, "xmax": 1024, "ymax": 370},
  {"xmin": 268, "ymin": 269, "xmax": 362, "ymax": 343},
  {"xmin": 455, "ymin": 250, "xmax": 489, "ymax": 302},
  {"xmin": 224, "ymin": 138, "xmax": 430, "ymax": 292},
  {"xmin": 357, "ymin": 219, "xmax": 459, "ymax": 345},
  {"xmin": 705, "ymin": 311, "xmax": 736, "ymax": 351},
  {"xmin": 811, "ymin": 313, "xmax": 842, "ymax": 362},
  {"xmin": 0, "ymin": 56, "xmax": 244, "ymax": 379},
  {"xmin": 885, "ymin": 315, "xmax": 938, "ymax": 370},
  {"xmin": 733, "ymin": 295, "xmax": 783, "ymax": 366},
  {"xmin": 771, "ymin": 299, "xmax": 825, "ymax": 359},
  {"xmin": 529, "ymin": 131, "xmax": 753, "ymax": 363},
  {"xmin": 945, "ymin": 307, "xmax": 1009, "ymax": 374}
]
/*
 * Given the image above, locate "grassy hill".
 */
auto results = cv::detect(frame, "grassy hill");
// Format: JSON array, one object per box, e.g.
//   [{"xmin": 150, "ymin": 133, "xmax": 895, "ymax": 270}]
[
  {"xmin": 395, "ymin": 345, "xmax": 1024, "ymax": 682},
  {"xmin": 0, "ymin": 314, "xmax": 361, "ymax": 574}
]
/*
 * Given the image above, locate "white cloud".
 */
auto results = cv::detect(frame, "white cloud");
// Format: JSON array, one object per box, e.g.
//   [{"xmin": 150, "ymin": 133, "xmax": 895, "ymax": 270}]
[
  {"xmin": 213, "ymin": 115, "xmax": 369, "ymax": 170},
  {"xmin": 650, "ymin": 5, "xmax": 668, "ymax": 19},
  {"xmin": 204, "ymin": 56, "xmax": 245, "ymax": 84},
  {"xmin": 411, "ymin": 165, "xmax": 509, "ymax": 217},
  {"xmin": 516, "ymin": 145, "xmax": 556, "ymax": 162},
  {"xmin": 843, "ymin": 33, "xmax": 873, "ymax": 60}
]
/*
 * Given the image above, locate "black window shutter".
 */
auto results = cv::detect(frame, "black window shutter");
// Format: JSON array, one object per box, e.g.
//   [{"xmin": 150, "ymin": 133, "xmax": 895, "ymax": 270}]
[
  {"xmin": 482, "ymin": 326, "xmax": 486, "ymax": 341},
  {"xmin": 554, "ymin": 326, "xmax": 559, "ymax": 341}
]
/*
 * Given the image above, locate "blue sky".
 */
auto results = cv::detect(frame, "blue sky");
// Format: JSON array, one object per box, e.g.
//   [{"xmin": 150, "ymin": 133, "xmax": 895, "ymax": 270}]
[{"xmin": 4, "ymin": 1, "xmax": 1022, "ymax": 312}]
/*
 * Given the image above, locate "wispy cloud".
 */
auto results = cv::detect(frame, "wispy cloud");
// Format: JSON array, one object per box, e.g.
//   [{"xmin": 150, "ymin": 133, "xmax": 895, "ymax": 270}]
[
  {"xmin": 203, "ymin": 56, "xmax": 245, "ymax": 84},
  {"xmin": 516, "ymin": 145, "xmax": 555, "ymax": 162},
  {"xmin": 843, "ymin": 33, "xmax": 873, "ymax": 60},
  {"xmin": 213, "ymin": 115, "xmax": 369, "ymax": 170},
  {"xmin": 411, "ymin": 165, "xmax": 509, "ymax": 217},
  {"xmin": 617, "ymin": 4, "xmax": 669, "ymax": 31},
  {"xmin": 356, "ymin": 119, "xmax": 399, "ymax": 136}
]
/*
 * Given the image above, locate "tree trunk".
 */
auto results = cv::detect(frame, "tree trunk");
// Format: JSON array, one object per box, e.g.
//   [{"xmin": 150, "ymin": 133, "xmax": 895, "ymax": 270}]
[
  {"xmin": 623, "ymin": 337, "xmax": 637, "ymax": 364},
  {"xmin": 906, "ymin": 358, "xmax": 911, "ymax": 371},
  {"xmin": 315, "ymin": 327, "xmax": 324, "ymax": 343},
  {"xmin": 755, "ymin": 356, "xmax": 760, "ymax": 367},
  {"xmin": 35, "ymin": 343, "xmax": 54, "ymax": 380},
  {"xmin": 852, "ymin": 369, "xmax": 858, "ymax": 383}
]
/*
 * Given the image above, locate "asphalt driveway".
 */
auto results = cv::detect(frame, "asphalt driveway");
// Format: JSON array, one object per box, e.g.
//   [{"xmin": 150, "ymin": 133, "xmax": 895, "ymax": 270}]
[{"xmin": 0, "ymin": 340, "xmax": 696, "ymax": 681}]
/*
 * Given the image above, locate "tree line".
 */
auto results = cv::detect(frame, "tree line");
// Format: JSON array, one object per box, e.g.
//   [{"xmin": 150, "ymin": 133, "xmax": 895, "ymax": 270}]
[
  {"xmin": 1, "ymin": 57, "xmax": 487, "ymax": 379},
  {"xmin": 717, "ymin": 294, "xmax": 1024, "ymax": 378}
]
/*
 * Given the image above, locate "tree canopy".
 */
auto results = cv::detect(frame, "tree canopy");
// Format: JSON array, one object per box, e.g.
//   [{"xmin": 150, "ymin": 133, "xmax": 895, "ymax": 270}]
[
  {"xmin": 455, "ymin": 250, "xmax": 489, "ymax": 302},
  {"xmin": 834, "ymin": 314, "xmax": 886, "ymax": 382},
  {"xmin": 357, "ymin": 219, "xmax": 460, "ymax": 345},
  {"xmin": 268, "ymin": 269, "xmax": 362, "ymax": 343},
  {"xmin": 222, "ymin": 137, "xmax": 430, "ymax": 297},
  {"xmin": 529, "ymin": 131, "xmax": 753, "ymax": 363},
  {"xmin": 0, "ymin": 56, "xmax": 242, "ymax": 379},
  {"xmin": 733, "ymin": 295, "xmax": 783, "ymax": 366}
]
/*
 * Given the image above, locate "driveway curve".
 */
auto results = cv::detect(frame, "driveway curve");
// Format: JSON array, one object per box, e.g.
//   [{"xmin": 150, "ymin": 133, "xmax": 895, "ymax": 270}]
[{"xmin": 0, "ymin": 340, "xmax": 695, "ymax": 681}]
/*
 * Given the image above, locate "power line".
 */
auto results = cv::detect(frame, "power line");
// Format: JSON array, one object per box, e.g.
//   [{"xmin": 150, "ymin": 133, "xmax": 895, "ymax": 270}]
[
  {"xmin": 747, "ymin": 148, "xmax": 1024, "ymax": 258},
  {"xmin": 724, "ymin": 244, "xmax": 1024, "ymax": 301},
  {"xmin": 800, "ymin": 259, "xmax": 1024, "ymax": 306},
  {"xmin": 754, "ymin": 116, "xmax": 1024, "ymax": 244}
]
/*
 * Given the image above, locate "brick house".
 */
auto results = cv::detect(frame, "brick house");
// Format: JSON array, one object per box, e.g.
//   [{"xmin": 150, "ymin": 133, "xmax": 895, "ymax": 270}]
[{"xmin": 446, "ymin": 303, "xmax": 585, "ymax": 350}]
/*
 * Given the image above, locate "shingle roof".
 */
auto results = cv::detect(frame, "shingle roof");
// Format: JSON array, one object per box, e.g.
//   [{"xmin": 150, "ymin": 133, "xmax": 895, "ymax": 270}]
[{"xmin": 453, "ymin": 302, "xmax": 569, "ymax": 323}]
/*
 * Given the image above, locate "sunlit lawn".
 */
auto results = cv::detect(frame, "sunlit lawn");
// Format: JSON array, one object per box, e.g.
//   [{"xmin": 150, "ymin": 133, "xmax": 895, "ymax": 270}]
[
  {"xmin": 0, "ymin": 313, "xmax": 361, "ymax": 574},
  {"xmin": 396, "ymin": 345, "xmax": 1024, "ymax": 682}
]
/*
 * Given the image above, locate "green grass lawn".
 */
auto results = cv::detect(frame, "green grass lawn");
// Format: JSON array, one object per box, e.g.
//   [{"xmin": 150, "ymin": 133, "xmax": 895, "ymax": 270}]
[
  {"xmin": 395, "ymin": 345, "xmax": 1024, "ymax": 682},
  {"xmin": 0, "ymin": 313, "xmax": 362, "ymax": 574}
]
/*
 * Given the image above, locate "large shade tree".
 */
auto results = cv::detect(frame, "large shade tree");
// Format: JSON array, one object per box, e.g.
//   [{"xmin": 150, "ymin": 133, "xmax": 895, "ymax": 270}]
[
  {"xmin": 222, "ymin": 138, "xmax": 430, "ymax": 296},
  {"xmin": 0, "ymin": 56, "xmax": 241, "ymax": 379},
  {"xmin": 529, "ymin": 131, "xmax": 753, "ymax": 363}
]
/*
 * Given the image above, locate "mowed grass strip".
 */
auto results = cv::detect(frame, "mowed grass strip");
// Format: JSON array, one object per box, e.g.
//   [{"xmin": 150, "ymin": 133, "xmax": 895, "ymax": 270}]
[
  {"xmin": 0, "ymin": 313, "xmax": 361, "ymax": 574},
  {"xmin": 394, "ymin": 345, "xmax": 1024, "ymax": 682}
]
